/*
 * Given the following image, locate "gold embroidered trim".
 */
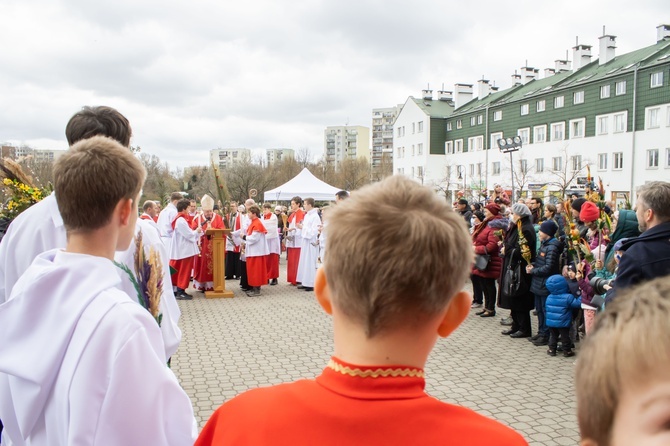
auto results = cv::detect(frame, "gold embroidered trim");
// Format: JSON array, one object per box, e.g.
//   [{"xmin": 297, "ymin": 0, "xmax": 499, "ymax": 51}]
[{"xmin": 327, "ymin": 359, "xmax": 425, "ymax": 379}]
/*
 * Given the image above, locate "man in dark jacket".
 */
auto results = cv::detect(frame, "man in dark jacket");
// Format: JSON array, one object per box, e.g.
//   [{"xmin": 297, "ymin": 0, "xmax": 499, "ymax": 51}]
[
  {"xmin": 526, "ymin": 220, "xmax": 563, "ymax": 345},
  {"xmin": 606, "ymin": 181, "xmax": 670, "ymax": 304},
  {"xmin": 456, "ymin": 199, "xmax": 473, "ymax": 229}
]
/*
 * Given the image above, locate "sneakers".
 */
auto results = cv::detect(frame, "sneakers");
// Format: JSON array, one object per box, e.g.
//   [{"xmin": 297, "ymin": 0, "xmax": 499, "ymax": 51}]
[
  {"xmin": 547, "ymin": 349, "xmax": 557, "ymax": 357},
  {"xmin": 246, "ymin": 287, "xmax": 261, "ymax": 296},
  {"xmin": 471, "ymin": 303, "xmax": 483, "ymax": 309},
  {"xmin": 176, "ymin": 289, "xmax": 192, "ymax": 300},
  {"xmin": 500, "ymin": 317, "xmax": 513, "ymax": 326}
]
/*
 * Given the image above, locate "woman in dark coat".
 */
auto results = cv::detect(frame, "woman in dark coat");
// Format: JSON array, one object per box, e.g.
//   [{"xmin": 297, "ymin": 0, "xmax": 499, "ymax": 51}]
[
  {"xmin": 499, "ymin": 203, "xmax": 537, "ymax": 338},
  {"xmin": 471, "ymin": 204, "xmax": 504, "ymax": 317}
]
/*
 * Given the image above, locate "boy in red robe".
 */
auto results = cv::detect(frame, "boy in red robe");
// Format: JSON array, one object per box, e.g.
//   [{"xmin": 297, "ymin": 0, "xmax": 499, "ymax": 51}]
[
  {"xmin": 190, "ymin": 195, "xmax": 224, "ymax": 292},
  {"xmin": 196, "ymin": 176, "xmax": 528, "ymax": 445},
  {"xmin": 285, "ymin": 196, "xmax": 304, "ymax": 285},
  {"xmin": 243, "ymin": 205, "xmax": 269, "ymax": 296}
]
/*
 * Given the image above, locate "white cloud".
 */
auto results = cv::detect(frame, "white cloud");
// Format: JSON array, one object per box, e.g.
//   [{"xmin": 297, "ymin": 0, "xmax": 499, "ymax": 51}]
[{"xmin": 0, "ymin": 0, "xmax": 667, "ymax": 167}]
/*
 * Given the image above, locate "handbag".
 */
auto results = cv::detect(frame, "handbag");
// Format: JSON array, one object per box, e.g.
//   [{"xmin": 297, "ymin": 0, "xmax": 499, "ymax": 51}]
[
  {"xmin": 503, "ymin": 249, "xmax": 528, "ymax": 297},
  {"xmin": 474, "ymin": 246, "xmax": 490, "ymax": 271}
]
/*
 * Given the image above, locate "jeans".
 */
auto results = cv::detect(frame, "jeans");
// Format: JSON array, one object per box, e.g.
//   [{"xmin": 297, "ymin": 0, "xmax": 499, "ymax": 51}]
[{"xmin": 534, "ymin": 294, "xmax": 548, "ymax": 337}]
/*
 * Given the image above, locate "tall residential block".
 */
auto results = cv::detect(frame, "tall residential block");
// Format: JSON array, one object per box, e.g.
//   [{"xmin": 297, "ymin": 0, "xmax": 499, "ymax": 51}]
[
  {"xmin": 324, "ymin": 125, "xmax": 370, "ymax": 170},
  {"xmin": 266, "ymin": 148, "xmax": 295, "ymax": 166},
  {"xmin": 209, "ymin": 148, "xmax": 251, "ymax": 169},
  {"xmin": 371, "ymin": 106, "xmax": 402, "ymax": 170}
]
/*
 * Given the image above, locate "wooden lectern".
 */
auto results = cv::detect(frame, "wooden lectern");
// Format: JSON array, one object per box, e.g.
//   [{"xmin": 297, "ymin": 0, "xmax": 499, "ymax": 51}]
[{"xmin": 205, "ymin": 228, "xmax": 234, "ymax": 298}]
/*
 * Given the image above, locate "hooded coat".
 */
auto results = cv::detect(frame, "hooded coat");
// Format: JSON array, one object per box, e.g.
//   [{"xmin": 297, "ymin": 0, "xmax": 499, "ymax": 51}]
[
  {"xmin": 529, "ymin": 238, "xmax": 563, "ymax": 297},
  {"xmin": 471, "ymin": 214, "xmax": 504, "ymax": 279},
  {"xmin": 604, "ymin": 209, "xmax": 640, "ymax": 265},
  {"xmin": 545, "ymin": 275, "xmax": 582, "ymax": 328}
]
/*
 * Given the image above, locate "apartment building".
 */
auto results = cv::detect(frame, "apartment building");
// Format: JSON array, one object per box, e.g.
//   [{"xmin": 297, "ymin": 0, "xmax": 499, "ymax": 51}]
[
  {"xmin": 371, "ymin": 106, "xmax": 402, "ymax": 175},
  {"xmin": 209, "ymin": 148, "xmax": 251, "ymax": 169},
  {"xmin": 266, "ymin": 148, "xmax": 295, "ymax": 166},
  {"xmin": 324, "ymin": 125, "xmax": 370, "ymax": 170}
]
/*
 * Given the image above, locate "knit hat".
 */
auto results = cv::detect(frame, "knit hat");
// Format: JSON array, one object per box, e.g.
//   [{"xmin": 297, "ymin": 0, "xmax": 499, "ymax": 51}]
[
  {"xmin": 539, "ymin": 220, "xmax": 558, "ymax": 238},
  {"xmin": 580, "ymin": 201, "xmax": 600, "ymax": 223},
  {"xmin": 485, "ymin": 203, "xmax": 501, "ymax": 216},
  {"xmin": 511, "ymin": 203, "xmax": 531, "ymax": 217},
  {"xmin": 458, "ymin": 198, "xmax": 469, "ymax": 205},
  {"xmin": 612, "ymin": 238, "xmax": 629, "ymax": 253},
  {"xmin": 571, "ymin": 198, "xmax": 587, "ymax": 213},
  {"xmin": 474, "ymin": 211, "xmax": 485, "ymax": 222}
]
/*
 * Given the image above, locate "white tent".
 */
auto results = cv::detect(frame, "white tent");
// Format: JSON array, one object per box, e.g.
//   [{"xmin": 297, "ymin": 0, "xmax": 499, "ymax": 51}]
[{"xmin": 263, "ymin": 168, "xmax": 341, "ymax": 202}]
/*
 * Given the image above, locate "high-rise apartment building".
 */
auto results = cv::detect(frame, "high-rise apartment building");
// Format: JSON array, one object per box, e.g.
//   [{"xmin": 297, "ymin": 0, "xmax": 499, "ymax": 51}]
[
  {"xmin": 266, "ymin": 148, "xmax": 295, "ymax": 166},
  {"xmin": 371, "ymin": 106, "xmax": 402, "ymax": 169},
  {"xmin": 324, "ymin": 125, "xmax": 370, "ymax": 171},
  {"xmin": 209, "ymin": 148, "xmax": 251, "ymax": 169}
]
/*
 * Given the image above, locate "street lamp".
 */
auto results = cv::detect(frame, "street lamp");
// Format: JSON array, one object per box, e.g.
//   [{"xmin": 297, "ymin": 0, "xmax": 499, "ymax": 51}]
[
  {"xmin": 457, "ymin": 165, "xmax": 466, "ymax": 201},
  {"xmin": 497, "ymin": 136, "xmax": 523, "ymax": 201}
]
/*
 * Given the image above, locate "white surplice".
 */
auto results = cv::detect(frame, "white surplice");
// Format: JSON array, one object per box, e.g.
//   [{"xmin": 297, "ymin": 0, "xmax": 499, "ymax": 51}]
[
  {"xmin": 156, "ymin": 202, "xmax": 178, "ymax": 253},
  {"xmin": 296, "ymin": 208, "xmax": 321, "ymax": 287},
  {"xmin": 0, "ymin": 193, "xmax": 182, "ymax": 360},
  {"xmin": 262, "ymin": 213, "xmax": 281, "ymax": 255},
  {"xmin": 0, "ymin": 250, "xmax": 196, "ymax": 446},
  {"xmin": 169, "ymin": 216, "xmax": 199, "ymax": 260}
]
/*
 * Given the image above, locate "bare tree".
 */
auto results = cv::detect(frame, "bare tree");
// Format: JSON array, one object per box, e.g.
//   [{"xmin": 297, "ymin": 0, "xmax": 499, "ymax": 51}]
[
  {"xmin": 431, "ymin": 160, "xmax": 457, "ymax": 202},
  {"xmin": 224, "ymin": 157, "xmax": 276, "ymax": 203},
  {"xmin": 295, "ymin": 147, "xmax": 313, "ymax": 168},
  {"xmin": 503, "ymin": 151, "xmax": 535, "ymax": 200},
  {"xmin": 139, "ymin": 153, "xmax": 180, "ymax": 203},
  {"xmin": 336, "ymin": 158, "xmax": 370, "ymax": 191},
  {"xmin": 545, "ymin": 145, "xmax": 588, "ymax": 199}
]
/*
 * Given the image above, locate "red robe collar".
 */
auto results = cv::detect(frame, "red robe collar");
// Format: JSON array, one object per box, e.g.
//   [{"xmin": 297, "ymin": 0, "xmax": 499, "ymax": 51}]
[{"xmin": 247, "ymin": 217, "xmax": 268, "ymax": 236}]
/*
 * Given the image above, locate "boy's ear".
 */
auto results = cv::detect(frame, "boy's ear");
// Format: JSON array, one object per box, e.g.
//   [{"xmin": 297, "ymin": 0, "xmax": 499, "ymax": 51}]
[
  {"xmin": 437, "ymin": 291, "xmax": 471, "ymax": 338},
  {"xmin": 314, "ymin": 268, "xmax": 332, "ymax": 315},
  {"xmin": 118, "ymin": 198, "xmax": 134, "ymax": 226}
]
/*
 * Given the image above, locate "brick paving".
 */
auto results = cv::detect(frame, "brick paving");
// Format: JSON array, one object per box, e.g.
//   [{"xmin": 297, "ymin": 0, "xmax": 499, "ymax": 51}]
[{"xmin": 172, "ymin": 261, "xmax": 580, "ymax": 445}]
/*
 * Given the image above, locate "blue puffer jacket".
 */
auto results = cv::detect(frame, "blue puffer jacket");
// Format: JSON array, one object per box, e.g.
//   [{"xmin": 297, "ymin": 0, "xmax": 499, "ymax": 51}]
[
  {"xmin": 545, "ymin": 275, "xmax": 581, "ymax": 328},
  {"xmin": 529, "ymin": 238, "xmax": 563, "ymax": 297}
]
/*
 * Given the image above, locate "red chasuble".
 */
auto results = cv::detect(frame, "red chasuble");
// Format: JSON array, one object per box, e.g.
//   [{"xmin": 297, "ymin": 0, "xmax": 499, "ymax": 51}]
[
  {"xmin": 195, "ymin": 357, "xmax": 527, "ymax": 446},
  {"xmin": 286, "ymin": 209, "xmax": 305, "ymax": 285},
  {"xmin": 246, "ymin": 218, "xmax": 268, "ymax": 287},
  {"xmin": 191, "ymin": 213, "xmax": 224, "ymax": 290}
]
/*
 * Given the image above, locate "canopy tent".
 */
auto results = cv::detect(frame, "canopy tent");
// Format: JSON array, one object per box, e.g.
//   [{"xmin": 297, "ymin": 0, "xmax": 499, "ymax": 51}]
[{"xmin": 263, "ymin": 168, "xmax": 341, "ymax": 202}]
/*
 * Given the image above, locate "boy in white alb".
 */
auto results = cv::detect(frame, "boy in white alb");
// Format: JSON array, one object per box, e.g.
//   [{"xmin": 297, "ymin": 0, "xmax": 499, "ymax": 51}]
[
  {"xmin": 0, "ymin": 136, "xmax": 196, "ymax": 445},
  {"xmin": 296, "ymin": 197, "xmax": 322, "ymax": 292}
]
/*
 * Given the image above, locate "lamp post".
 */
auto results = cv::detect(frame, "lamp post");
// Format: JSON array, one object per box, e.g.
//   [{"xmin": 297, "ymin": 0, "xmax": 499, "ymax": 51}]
[
  {"xmin": 457, "ymin": 165, "xmax": 466, "ymax": 201},
  {"xmin": 497, "ymin": 136, "xmax": 523, "ymax": 201}
]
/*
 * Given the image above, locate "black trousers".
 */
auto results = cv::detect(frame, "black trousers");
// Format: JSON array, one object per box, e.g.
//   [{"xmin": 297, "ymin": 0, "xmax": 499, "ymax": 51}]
[
  {"xmin": 239, "ymin": 260, "xmax": 249, "ymax": 289},
  {"xmin": 511, "ymin": 310, "xmax": 531, "ymax": 335},
  {"xmin": 225, "ymin": 251, "xmax": 241, "ymax": 279},
  {"xmin": 549, "ymin": 327, "xmax": 571, "ymax": 350}
]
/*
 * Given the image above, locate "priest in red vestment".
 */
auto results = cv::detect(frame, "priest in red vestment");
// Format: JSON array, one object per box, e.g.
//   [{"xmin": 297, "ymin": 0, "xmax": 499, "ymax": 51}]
[
  {"xmin": 285, "ymin": 196, "xmax": 304, "ymax": 285},
  {"xmin": 195, "ymin": 176, "xmax": 528, "ymax": 446},
  {"xmin": 190, "ymin": 195, "xmax": 224, "ymax": 292}
]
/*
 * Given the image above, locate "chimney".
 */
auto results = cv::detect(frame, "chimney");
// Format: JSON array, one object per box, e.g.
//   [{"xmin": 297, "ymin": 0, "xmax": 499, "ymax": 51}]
[
  {"xmin": 573, "ymin": 39, "xmax": 593, "ymax": 71},
  {"xmin": 599, "ymin": 27, "xmax": 616, "ymax": 65},
  {"xmin": 657, "ymin": 24, "xmax": 670, "ymax": 42},
  {"xmin": 520, "ymin": 65, "xmax": 539, "ymax": 84},
  {"xmin": 511, "ymin": 71, "xmax": 522, "ymax": 86},
  {"xmin": 544, "ymin": 68, "xmax": 556, "ymax": 78},
  {"xmin": 555, "ymin": 58, "xmax": 571, "ymax": 72},
  {"xmin": 454, "ymin": 83, "xmax": 473, "ymax": 109},
  {"xmin": 437, "ymin": 90, "xmax": 453, "ymax": 101},
  {"xmin": 491, "ymin": 86, "xmax": 500, "ymax": 92},
  {"xmin": 477, "ymin": 79, "xmax": 491, "ymax": 99},
  {"xmin": 422, "ymin": 89, "xmax": 433, "ymax": 100}
]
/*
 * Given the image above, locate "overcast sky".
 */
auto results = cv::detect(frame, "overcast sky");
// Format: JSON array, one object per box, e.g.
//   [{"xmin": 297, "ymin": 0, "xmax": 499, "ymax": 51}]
[{"xmin": 0, "ymin": 0, "xmax": 667, "ymax": 168}]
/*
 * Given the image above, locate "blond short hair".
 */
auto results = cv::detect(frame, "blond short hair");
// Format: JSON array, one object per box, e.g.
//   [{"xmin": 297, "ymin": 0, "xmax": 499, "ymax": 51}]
[
  {"xmin": 576, "ymin": 276, "xmax": 670, "ymax": 444},
  {"xmin": 323, "ymin": 175, "xmax": 472, "ymax": 337},
  {"xmin": 55, "ymin": 136, "xmax": 146, "ymax": 233}
]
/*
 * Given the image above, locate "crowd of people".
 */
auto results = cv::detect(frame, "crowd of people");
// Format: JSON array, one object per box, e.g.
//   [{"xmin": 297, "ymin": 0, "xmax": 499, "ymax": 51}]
[
  {"xmin": 455, "ymin": 181, "xmax": 670, "ymax": 357},
  {"xmin": 0, "ymin": 105, "xmax": 669, "ymax": 444}
]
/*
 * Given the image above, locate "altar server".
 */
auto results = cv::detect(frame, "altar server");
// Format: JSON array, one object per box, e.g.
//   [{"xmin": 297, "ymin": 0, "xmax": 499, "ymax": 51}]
[{"xmin": 296, "ymin": 197, "xmax": 321, "ymax": 292}]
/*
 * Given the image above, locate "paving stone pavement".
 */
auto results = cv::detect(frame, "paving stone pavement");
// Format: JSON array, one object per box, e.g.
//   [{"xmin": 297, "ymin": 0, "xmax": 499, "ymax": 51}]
[{"xmin": 172, "ymin": 261, "xmax": 580, "ymax": 445}]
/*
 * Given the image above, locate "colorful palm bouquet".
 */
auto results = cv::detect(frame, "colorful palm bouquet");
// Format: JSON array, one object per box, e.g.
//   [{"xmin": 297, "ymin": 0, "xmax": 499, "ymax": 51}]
[
  {"xmin": 0, "ymin": 158, "xmax": 51, "ymax": 220},
  {"xmin": 517, "ymin": 219, "xmax": 532, "ymax": 265}
]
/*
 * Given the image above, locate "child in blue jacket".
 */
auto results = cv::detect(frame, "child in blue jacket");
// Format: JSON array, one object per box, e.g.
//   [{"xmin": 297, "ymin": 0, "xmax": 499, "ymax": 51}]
[{"xmin": 545, "ymin": 274, "xmax": 581, "ymax": 357}]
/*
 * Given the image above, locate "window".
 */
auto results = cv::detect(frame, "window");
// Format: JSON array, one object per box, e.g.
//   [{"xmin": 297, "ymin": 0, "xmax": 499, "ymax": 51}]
[
  {"xmin": 493, "ymin": 110, "xmax": 502, "ymax": 121},
  {"xmin": 597, "ymin": 116, "xmax": 609, "ymax": 135},
  {"xmin": 455, "ymin": 139, "xmax": 463, "ymax": 153},
  {"xmin": 396, "ymin": 147, "xmax": 402, "ymax": 158},
  {"xmin": 412, "ymin": 145, "xmax": 415, "ymax": 156},
  {"xmin": 598, "ymin": 153, "xmax": 608, "ymax": 170},
  {"xmin": 667, "ymin": 106, "xmax": 670, "ymax": 126},
  {"xmin": 477, "ymin": 115, "xmax": 483, "ymax": 125},
  {"xmin": 468, "ymin": 136, "xmax": 483, "ymax": 151},
  {"xmin": 535, "ymin": 158, "xmax": 544, "ymax": 173},
  {"xmin": 570, "ymin": 118, "xmax": 585, "ymax": 138},
  {"xmin": 551, "ymin": 122, "xmax": 565, "ymax": 141},
  {"xmin": 519, "ymin": 159, "xmax": 528, "ymax": 174},
  {"xmin": 574, "ymin": 91, "xmax": 585, "ymax": 104},
  {"xmin": 552, "ymin": 157, "xmax": 563, "ymax": 171},
  {"xmin": 411, "ymin": 167, "xmax": 415, "ymax": 177},
  {"xmin": 533, "ymin": 125, "xmax": 546, "ymax": 143},
  {"xmin": 613, "ymin": 152, "xmax": 624, "ymax": 170},
  {"xmin": 412, "ymin": 123, "xmax": 416, "ymax": 134},
  {"xmin": 447, "ymin": 122, "xmax": 452, "ymax": 131},
  {"xmin": 537, "ymin": 100, "xmax": 546, "ymax": 112},
  {"xmin": 614, "ymin": 113, "xmax": 626, "ymax": 133},
  {"xmin": 492, "ymin": 162, "xmax": 501, "ymax": 175},
  {"xmin": 469, "ymin": 164, "xmax": 475, "ymax": 176},
  {"xmin": 470, "ymin": 116, "xmax": 476, "ymax": 126},
  {"xmin": 477, "ymin": 163, "xmax": 483, "ymax": 176},
  {"xmin": 651, "ymin": 71, "xmax": 664, "ymax": 88},
  {"xmin": 417, "ymin": 143, "xmax": 423, "ymax": 155},
  {"xmin": 518, "ymin": 128, "xmax": 530, "ymax": 145},
  {"xmin": 456, "ymin": 119, "xmax": 462, "ymax": 129},
  {"xmin": 647, "ymin": 107, "xmax": 660, "ymax": 129},
  {"xmin": 417, "ymin": 166, "xmax": 424, "ymax": 178},
  {"xmin": 418, "ymin": 121, "xmax": 424, "ymax": 133},
  {"xmin": 667, "ymin": 148, "xmax": 670, "ymax": 167},
  {"xmin": 571, "ymin": 155, "xmax": 582, "ymax": 171},
  {"xmin": 555, "ymin": 96, "xmax": 565, "ymax": 108},
  {"xmin": 648, "ymin": 149, "xmax": 659, "ymax": 168},
  {"xmin": 491, "ymin": 132, "xmax": 503, "ymax": 150},
  {"xmin": 397, "ymin": 127, "xmax": 401, "ymax": 137},
  {"xmin": 600, "ymin": 85, "xmax": 611, "ymax": 99},
  {"xmin": 445, "ymin": 141, "xmax": 454, "ymax": 154},
  {"xmin": 521, "ymin": 104, "xmax": 529, "ymax": 115},
  {"xmin": 615, "ymin": 80, "xmax": 626, "ymax": 95}
]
